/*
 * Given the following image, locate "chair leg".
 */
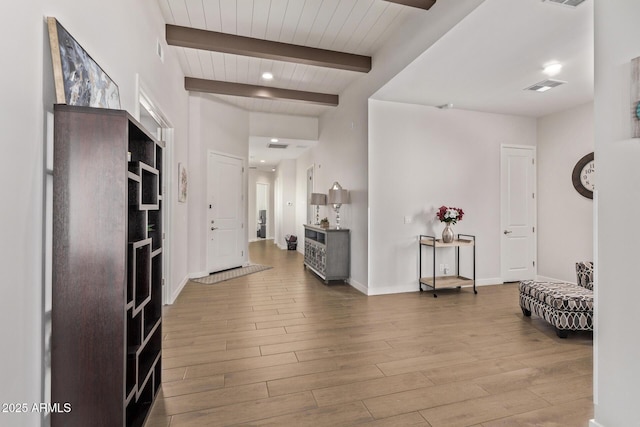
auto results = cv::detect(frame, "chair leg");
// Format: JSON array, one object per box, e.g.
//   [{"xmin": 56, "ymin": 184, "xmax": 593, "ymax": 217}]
[
  {"xmin": 555, "ymin": 327, "xmax": 569, "ymax": 339},
  {"xmin": 521, "ymin": 306, "xmax": 531, "ymax": 317}
]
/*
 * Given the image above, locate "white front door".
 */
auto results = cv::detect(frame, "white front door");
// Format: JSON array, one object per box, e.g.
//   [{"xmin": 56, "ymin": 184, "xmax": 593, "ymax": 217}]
[
  {"xmin": 501, "ymin": 145, "xmax": 536, "ymax": 282},
  {"xmin": 207, "ymin": 152, "xmax": 245, "ymax": 273}
]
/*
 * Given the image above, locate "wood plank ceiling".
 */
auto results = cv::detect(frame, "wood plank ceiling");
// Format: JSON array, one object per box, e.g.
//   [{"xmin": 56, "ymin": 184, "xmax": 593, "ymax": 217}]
[{"xmin": 158, "ymin": 0, "xmax": 425, "ymax": 116}]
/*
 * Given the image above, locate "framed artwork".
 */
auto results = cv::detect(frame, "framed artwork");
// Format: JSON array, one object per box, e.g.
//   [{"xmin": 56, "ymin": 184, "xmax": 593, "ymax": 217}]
[
  {"xmin": 47, "ymin": 17, "xmax": 120, "ymax": 109},
  {"xmin": 178, "ymin": 163, "xmax": 188, "ymax": 203},
  {"xmin": 632, "ymin": 56, "xmax": 640, "ymax": 137}
]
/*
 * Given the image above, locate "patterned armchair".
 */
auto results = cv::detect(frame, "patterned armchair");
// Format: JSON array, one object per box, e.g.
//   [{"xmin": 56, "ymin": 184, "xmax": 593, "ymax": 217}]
[{"xmin": 575, "ymin": 261, "xmax": 594, "ymax": 290}]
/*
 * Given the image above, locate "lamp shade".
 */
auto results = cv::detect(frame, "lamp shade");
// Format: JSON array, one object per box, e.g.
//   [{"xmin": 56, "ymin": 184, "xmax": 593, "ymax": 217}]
[
  {"xmin": 310, "ymin": 193, "xmax": 327, "ymax": 205},
  {"xmin": 328, "ymin": 182, "xmax": 348, "ymax": 205}
]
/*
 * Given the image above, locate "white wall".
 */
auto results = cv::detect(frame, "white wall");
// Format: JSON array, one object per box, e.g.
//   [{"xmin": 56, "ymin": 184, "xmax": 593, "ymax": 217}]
[
  {"xmin": 536, "ymin": 102, "xmax": 594, "ymax": 283},
  {"xmin": 1, "ymin": 1, "xmax": 190, "ymax": 426},
  {"xmin": 368, "ymin": 100, "xmax": 536, "ymax": 294},
  {"xmin": 188, "ymin": 93, "xmax": 249, "ymax": 277},
  {"xmin": 592, "ymin": 2, "xmax": 640, "ymax": 426},
  {"xmin": 300, "ymin": 0, "xmax": 485, "ymax": 291},
  {"xmin": 248, "ymin": 169, "xmax": 275, "ymax": 242},
  {"xmin": 274, "ymin": 159, "xmax": 297, "ymax": 249}
]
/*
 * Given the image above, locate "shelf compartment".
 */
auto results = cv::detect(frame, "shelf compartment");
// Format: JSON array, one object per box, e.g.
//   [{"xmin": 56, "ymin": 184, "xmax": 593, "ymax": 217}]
[
  {"xmin": 419, "ymin": 238, "xmax": 475, "ymax": 247},
  {"xmin": 419, "ymin": 275, "xmax": 473, "ymax": 288},
  {"xmin": 137, "ymin": 327, "xmax": 161, "ymax": 387},
  {"xmin": 129, "ymin": 239, "xmax": 152, "ymax": 313},
  {"xmin": 148, "ymin": 207, "xmax": 162, "ymax": 250},
  {"xmin": 138, "ymin": 162, "xmax": 159, "ymax": 210}
]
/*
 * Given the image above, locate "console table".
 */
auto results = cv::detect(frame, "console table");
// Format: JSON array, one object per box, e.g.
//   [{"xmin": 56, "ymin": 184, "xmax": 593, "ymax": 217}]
[
  {"xmin": 304, "ymin": 225, "xmax": 350, "ymax": 283},
  {"xmin": 419, "ymin": 234, "xmax": 476, "ymax": 297}
]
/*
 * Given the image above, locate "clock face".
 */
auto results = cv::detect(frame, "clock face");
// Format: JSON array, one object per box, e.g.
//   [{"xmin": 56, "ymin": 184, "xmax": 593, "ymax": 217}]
[{"xmin": 572, "ymin": 152, "xmax": 594, "ymax": 199}]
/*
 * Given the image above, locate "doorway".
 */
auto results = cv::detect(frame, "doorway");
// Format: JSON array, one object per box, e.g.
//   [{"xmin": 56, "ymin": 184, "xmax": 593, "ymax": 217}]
[
  {"xmin": 256, "ymin": 183, "xmax": 269, "ymax": 239},
  {"xmin": 500, "ymin": 145, "xmax": 537, "ymax": 282}
]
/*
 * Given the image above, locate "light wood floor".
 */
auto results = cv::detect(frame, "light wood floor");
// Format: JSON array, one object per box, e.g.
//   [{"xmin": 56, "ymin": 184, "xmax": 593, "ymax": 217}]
[{"xmin": 145, "ymin": 240, "xmax": 593, "ymax": 427}]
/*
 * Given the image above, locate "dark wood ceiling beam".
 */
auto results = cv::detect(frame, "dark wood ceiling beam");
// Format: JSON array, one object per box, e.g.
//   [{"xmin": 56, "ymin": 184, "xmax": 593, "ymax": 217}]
[
  {"xmin": 383, "ymin": 0, "xmax": 437, "ymax": 10},
  {"xmin": 166, "ymin": 24, "xmax": 371, "ymax": 73},
  {"xmin": 185, "ymin": 78, "xmax": 339, "ymax": 107}
]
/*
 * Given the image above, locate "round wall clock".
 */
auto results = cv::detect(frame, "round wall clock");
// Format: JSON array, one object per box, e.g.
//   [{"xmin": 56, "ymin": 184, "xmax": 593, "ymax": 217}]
[{"xmin": 572, "ymin": 152, "xmax": 594, "ymax": 199}]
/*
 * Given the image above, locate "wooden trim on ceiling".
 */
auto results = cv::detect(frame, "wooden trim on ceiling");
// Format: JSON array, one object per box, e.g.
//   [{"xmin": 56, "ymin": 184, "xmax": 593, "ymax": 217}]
[
  {"xmin": 383, "ymin": 0, "xmax": 437, "ymax": 10},
  {"xmin": 166, "ymin": 24, "xmax": 371, "ymax": 73},
  {"xmin": 185, "ymin": 78, "xmax": 339, "ymax": 107}
]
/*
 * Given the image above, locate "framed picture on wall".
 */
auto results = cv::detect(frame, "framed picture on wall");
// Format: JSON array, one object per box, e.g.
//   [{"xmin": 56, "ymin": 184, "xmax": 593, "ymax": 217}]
[
  {"xmin": 47, "ymin": 17, "xmax": 121, "ymax": 109},
  {"xmin": 178, "ymin": 163, "xmax": 187, "ymax": 203}
]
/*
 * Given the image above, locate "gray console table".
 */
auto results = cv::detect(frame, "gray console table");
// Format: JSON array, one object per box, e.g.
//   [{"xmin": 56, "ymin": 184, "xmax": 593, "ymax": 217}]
[{"xmin": 304, "ymin": 225, "xmax": 350, "ymax": 283}]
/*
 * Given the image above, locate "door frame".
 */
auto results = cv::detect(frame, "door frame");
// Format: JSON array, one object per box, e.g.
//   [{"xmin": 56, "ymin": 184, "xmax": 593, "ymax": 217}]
[
  {"xmin": 500, "ymin": 144, "xmax": 537, "ymax": 282},
  {"xmin": 206, "ymin": 150, "xmax": 248, "ymax": 272},
  {"xmin": 136, "ymin": 78, "xmax": 174, "ymax": 305}
]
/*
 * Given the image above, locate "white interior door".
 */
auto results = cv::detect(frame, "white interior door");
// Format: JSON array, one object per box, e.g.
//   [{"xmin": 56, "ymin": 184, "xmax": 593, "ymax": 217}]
[
  {"xmin": 501, "ymin": 145, "xmax": 536, "ymax": 282},
  {"xmin": 207, "ymin": 152, "xmax": 245, "ymax": 273}
]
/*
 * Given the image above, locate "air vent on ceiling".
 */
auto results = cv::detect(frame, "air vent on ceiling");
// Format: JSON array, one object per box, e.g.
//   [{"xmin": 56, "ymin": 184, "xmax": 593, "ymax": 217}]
[
  {"xmin": 268, "ymin": 143, "xmax": 288, "ymax": 149},
  {"xmin": 524, "ymin": 79, "xmax": 566, "ymax": 92},
  {"xmin": 542, "ymin": 0, "xmax": 586, "ymax": 8},
  {"xmin": 249, "ymin": 166, "xmax": 258, "ymax": 169}
]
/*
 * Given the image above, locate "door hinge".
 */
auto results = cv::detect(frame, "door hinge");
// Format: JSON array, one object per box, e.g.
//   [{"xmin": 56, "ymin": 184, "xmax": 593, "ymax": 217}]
[
  {"xmin": 532, "ymin": 226, "xmax": 535, "ymax": 233},
  {"xmin": 162, "ymin": 232, "xmax": 166, "ymax": 240},
  {"xmin": 242, "ymin": 167, "xmax": 245, "ymax": 173},
  {"xmin": 242, "ymin": 223, "xmax": 244, "ymax": 229},
  {"xmin": 241, "ymin": 251, "xmax": 244, "ymax": 257},
  {"xmin": 533, "ymin": 260, "xmax": 536, "ymax": 267},
  {"xmin": 532, "ymin": 193, "xmax": 535, "ymax": 199},
  {"xmin": 162, "ymin": 278, "xmax": 165, "ymax": 286},
  {"xmin": 532, "ymin": 158, "xmax": 535, "ymax": 165}
]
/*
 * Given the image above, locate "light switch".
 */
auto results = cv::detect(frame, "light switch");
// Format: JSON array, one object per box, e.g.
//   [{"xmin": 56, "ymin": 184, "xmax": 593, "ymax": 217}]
[{"xmin": 404, "ymin": 216, "xmax": 412, "ymax": 224}]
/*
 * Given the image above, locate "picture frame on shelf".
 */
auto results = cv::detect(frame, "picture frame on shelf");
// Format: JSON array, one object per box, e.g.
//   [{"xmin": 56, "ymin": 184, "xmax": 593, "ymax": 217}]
[{"xmin": 47, "ymin": 17, "xmax": 120, "ymax": 109}]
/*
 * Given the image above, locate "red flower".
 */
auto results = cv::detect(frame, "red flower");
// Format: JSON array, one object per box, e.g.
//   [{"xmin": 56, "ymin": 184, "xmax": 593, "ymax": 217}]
[{"xmin": 436, "ymin": 206, "xmax": 464, "ymax": 224}]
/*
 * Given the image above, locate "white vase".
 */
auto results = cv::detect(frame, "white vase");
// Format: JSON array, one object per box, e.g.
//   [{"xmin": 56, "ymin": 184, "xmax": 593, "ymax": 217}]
[{"xmin": 442, "ymin": 223, "xmax": 454, "ymax": 243}]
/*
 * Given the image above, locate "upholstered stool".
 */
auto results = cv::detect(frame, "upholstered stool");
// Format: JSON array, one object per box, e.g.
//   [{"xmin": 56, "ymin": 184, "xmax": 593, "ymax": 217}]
[{"xmin": 519, "ymin": 280, "xmax": 593, "ymax": 338}]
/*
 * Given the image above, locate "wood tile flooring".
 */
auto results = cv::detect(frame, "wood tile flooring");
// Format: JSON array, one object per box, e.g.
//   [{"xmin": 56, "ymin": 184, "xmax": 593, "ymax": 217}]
[{"xmin": 145, "ymin": 240, "xmax": 593, "ymax": 427}]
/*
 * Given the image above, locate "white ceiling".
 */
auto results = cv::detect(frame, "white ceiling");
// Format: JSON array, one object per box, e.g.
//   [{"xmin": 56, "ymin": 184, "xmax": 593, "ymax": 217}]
[
  {"xmin": 158, "ymin": 0, "xmax": 594, "ymax": 168},
  {"xmin": 373, "ymin": 0, "xmax": 594, "ymax": 117},
  {"xmin": 158, "ymin": 0, "xmax": 414, "ymax": 117}
]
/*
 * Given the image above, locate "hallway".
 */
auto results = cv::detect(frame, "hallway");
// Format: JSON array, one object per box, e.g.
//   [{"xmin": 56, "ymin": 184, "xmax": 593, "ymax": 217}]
[{"xmin": 146, "ymin": 240, "xmax": 593, "ymax": 426}]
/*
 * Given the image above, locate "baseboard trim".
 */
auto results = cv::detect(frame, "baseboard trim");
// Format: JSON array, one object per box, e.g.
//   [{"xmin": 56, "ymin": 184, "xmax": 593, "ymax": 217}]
[
  {"xmin": 589, "ymin": 420, "xmax": 605, "ymax": 427},
  {"xmin": 189, "ymin": 271, "xmax": 209, "ymax": 279},
  {"xmin": 348, "ymin": 278, "xmax": 368, "ymax": 295},
  {"xmin": 169, "ymin": 275, "xmax": 189, "ymax": 305},
  {"xmin": 367, "ymin": 278, "xmax": 503, "ymax": 296}
]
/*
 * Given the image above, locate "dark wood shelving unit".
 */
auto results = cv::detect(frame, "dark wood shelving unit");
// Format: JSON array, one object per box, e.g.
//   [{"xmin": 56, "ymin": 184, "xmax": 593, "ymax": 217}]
[{"xmin": 52, "ymin": 105, "xmax": 163, "ymax": 427}]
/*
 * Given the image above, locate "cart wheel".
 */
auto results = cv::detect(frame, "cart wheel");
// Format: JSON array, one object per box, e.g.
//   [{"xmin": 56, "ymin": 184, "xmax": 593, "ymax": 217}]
[
  {"xmin": 433, "ymin": 294, "xmax": 438, "ymax": 298},
  {"xmin": 474, "ymin": 290, "xmax": 478, "ymax": 294}
]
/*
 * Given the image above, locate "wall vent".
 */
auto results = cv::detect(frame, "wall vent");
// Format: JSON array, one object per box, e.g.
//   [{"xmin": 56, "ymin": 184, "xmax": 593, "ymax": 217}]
[
  {"xmin": 267, "ymin": 143, "xmax": 288, "ymax": 149},
  {"xmin": 542, "ymin": 0, "xmax": 586, "ymax": 8},
  {"xmin": 524, "ymin": 79, "xmax": 566, "ymax": 92},
  {"xmin": 249, "ymin": 166, "xmax": 257, "ymax": 169}
]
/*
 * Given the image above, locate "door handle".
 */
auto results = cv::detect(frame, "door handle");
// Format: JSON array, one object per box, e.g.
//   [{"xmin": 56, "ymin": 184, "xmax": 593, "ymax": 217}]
[
  {"xmin": 504, "ymin": 230, "xmax": 512, "ymax": 235},
  {"xmin": 211, "ymin": 227, "xmax": 218, "ymax": 231}
]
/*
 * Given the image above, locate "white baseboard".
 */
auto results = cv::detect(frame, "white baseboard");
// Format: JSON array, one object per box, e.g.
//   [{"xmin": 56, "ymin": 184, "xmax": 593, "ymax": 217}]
[
  {"xmin": 589, "ymin": 420, "xmax": 605, "ymax": 427},
  {"xmin": 367, "ymin": 278, "xmax": 503, "ymax": 296},
  {"xmin": 169, "ymin": 275, "xmax": 189, "ymax": 305},
  {"xmin": 348, "ymin": 278, "xmax": 368, "ymax": 295},
  {"xmin": 189, "ymin": 271, "xmax": 209, "ymax": 279}
]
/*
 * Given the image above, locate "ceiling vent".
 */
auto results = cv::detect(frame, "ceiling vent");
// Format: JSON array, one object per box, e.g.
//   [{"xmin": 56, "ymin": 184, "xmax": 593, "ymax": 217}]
[
  {"xmin": 542, "ymin": 0, "xmax": 586, "ymax": 8},
  {"xmin": 267, "ymin": 143, "xmax": 288, "ymax": 149},
  {"xmin": 524, "ymin": 79, "xmax": 566, "ymax": 92}
]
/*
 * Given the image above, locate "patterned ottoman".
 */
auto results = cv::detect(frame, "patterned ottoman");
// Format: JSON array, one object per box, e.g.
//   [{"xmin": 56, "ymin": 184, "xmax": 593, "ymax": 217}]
[{"xmin": 519, "ymin": 280, "xmax": 593, "ymax": 338}]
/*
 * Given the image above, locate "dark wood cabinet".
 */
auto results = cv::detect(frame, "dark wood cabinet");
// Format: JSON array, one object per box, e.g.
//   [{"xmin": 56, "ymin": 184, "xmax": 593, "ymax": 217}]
[{"xmin": 52, "ymin": 105, "xmax": 163, "ymax": 427}]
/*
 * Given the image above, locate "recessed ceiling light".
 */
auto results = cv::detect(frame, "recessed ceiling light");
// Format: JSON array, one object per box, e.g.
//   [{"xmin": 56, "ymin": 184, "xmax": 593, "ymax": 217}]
[
  {"xmin": 262, "ymin": 72, "xmax": 274, "ymax": 80},
  {"xmin": 271, "ymin": 168, "xmax": 276, "ymax": 172},
  {"xmin": 543, "ymin": 63, "xmax": 562, "ymax": 76},
  {"xmin": 260, "ymin": 160, "xmax": 265, "ymax": 163},
  {"xmin": 270, "ymin": 138, "xmax": 279, "ymax": 142}
]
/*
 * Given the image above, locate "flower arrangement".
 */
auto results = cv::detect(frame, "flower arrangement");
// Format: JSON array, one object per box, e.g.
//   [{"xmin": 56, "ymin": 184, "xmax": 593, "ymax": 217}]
[{"xmin": 437, "ymin": 206, "xmax": 464, "ymax": 225}]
